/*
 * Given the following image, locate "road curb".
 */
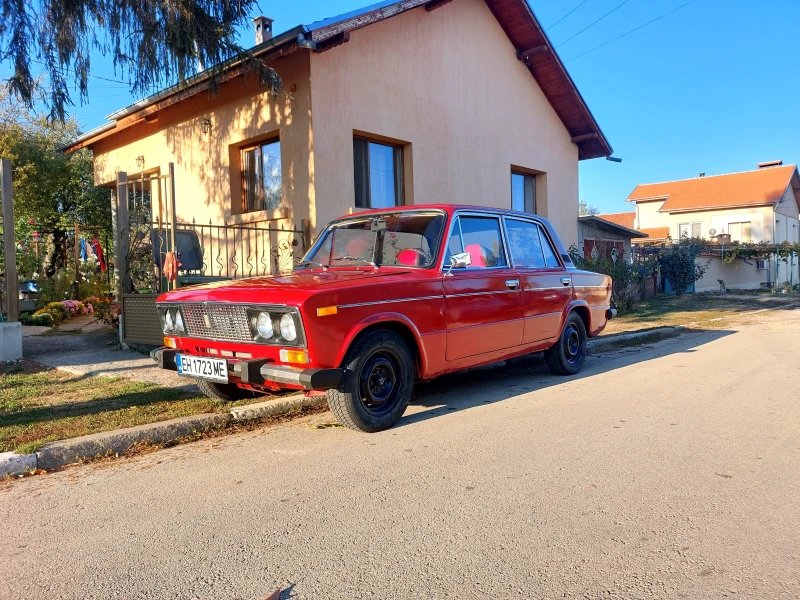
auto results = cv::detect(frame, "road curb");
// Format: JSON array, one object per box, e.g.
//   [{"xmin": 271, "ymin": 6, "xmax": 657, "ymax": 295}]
[
  {"xmin": 588, "ymin": 326, "xmax": 682, "ymax": 348},
  {"xmin": 1, "ymin": 393, "xmax": 325, "ymax": 476}
]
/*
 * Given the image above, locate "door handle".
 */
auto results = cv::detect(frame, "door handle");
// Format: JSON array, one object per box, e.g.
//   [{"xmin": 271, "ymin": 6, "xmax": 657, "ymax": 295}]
[
  {"xmin": 505, "ymin": 279, "xmax": 520, "ymax": 290},
  {"xmin": 561, "ymin": 277, "xmax": 572, "ymax": 286}
]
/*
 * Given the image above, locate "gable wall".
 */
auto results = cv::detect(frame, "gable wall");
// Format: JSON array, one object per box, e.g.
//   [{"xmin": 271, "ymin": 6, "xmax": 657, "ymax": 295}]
[{"xmin": 308, "ymin": 0, "xmax": 580, "ymax": 243}]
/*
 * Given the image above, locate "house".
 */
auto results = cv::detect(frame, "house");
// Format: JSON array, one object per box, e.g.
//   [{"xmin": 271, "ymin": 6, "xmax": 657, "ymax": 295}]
[
  {"xmin": 577, "ymin": 214, "xmax": 647, "ymax": 264},
  {"xmin": 611, "ymin": 162, "xmax": 800, "ymax": 292},
  {"xmin": 65, "ymin": 0, "xmax": 613, "ymax": 344}
]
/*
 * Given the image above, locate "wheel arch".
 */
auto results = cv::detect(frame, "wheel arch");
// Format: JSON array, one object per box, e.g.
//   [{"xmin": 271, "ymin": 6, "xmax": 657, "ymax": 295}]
[
  {"xmin": 565, "ymin": 299, "xmax": 591, "ymax": 335},
  {"xmin": 336, "ymin": 314, "xmax": 427, "ymax": 377}
]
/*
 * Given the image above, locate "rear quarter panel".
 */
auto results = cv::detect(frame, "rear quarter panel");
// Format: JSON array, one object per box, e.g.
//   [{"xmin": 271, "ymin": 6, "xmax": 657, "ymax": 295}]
[{"xmin": 570, "ymin": 270, "xmax": 613, "ymax": 336}]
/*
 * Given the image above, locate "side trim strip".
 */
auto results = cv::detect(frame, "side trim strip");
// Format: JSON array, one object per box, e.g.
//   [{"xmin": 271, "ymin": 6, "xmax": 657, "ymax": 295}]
[
  {"xmin": 575, "ymin": 285, "xmax": 609, "ymax": 289},
  {"xmin": 338, "ymin": 295, "xmax": 442, "ymax": 309},
  {"xmin": 446, "ymin": 290, "xmax": 521, "ymax": 298},
  {"xmin": 524, "ymin": 286, "xmax": 572, "ymax": 292}
]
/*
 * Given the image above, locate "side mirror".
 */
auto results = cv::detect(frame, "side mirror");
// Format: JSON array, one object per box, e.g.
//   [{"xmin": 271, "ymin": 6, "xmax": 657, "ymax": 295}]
[{"xmin": 446, "ymin": 252, "xmax": 471, "ymax": 275}]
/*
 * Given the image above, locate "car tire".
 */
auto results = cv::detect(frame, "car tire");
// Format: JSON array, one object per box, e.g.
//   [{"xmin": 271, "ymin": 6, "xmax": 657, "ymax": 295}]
[
  {"xmin": 197, "ymin": 380, "xmax": 259, "ymax": 402},
  {"xmin": 327, "ymin": 330, "xmax": 414, "ymax": 432},
  {"xmin": 544, "ymin": 312, "xmax": 587, "ymax": 376}
]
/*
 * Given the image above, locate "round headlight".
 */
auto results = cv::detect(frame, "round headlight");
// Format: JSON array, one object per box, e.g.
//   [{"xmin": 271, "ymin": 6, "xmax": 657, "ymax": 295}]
[
  {"xmin": 174, "ymin": 310, "xmax": 184, "ymax": 334},
  {"xmin": 256, "ymin": 312, "xmax": 274, "ymax": 339},
  {"xmin": 164, "ymin": 310, "xmax": 174, "ymax": 332},
  {"xmin": 280, "ymin": 313, "xmax": 297, "ymax": 342}
]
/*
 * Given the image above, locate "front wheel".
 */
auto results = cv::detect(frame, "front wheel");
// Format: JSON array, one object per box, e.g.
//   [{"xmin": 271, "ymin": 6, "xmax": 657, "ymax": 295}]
[
  {"xmin": 327, "ymin": 330, "xmax": 414, "ymax": 432},
  {"xmin": 544, "ymin": 312, "xmax": 587, "ymax": 376}
]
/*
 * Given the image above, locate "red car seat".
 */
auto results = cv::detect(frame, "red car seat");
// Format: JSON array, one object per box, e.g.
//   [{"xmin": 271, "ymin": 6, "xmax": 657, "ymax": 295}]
[
  {"xmin": 464, "ymin": 243, "xmax": 488, "ymax": 268},
  {"xmin": 396, "ymin": 249, "xmax": 419, "ymax": 266}
]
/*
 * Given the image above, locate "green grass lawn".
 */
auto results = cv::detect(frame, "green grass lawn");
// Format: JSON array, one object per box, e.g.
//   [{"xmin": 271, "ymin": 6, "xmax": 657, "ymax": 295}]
[
  {"xmin": 0, "ymin": 363, "xmax": 276, "ymax": 454},
  {"xmin": 604, "ymin": 293, "xmax": 796, "ymax": 335}
]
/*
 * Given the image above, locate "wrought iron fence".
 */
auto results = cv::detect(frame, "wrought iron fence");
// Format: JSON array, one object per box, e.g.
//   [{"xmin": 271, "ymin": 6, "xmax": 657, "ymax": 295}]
[{"xmin": 153, "ymin": 217, "xmax": 307, "ymax": 281}]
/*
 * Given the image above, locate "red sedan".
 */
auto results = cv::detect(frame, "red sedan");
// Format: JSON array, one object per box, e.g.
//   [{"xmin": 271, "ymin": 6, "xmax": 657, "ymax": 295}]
[{"xmin": 152, "ymin": 205, "xmax": 614, "ymax": 432}]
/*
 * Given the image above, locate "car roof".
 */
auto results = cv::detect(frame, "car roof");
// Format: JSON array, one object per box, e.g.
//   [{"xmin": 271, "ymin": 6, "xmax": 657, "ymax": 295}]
[{"xmin": 332, "ymin": 204, "xmax": 547, "ymax": 221}]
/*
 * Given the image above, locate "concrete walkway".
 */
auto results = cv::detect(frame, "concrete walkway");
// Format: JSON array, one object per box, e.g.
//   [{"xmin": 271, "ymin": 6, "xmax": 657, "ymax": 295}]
[{"xmin": 22, "ymin": 324, "xmax": 195, "ymax": 390}]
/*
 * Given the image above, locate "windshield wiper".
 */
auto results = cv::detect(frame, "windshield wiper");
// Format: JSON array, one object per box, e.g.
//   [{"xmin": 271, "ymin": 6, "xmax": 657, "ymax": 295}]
[
  {"xmin": 331, "ymin": 255, "xmax": 378, "ymax": 268},
  {"xmin": 296, "ymin": 259, "xmax": 328, "ymax": 269}
]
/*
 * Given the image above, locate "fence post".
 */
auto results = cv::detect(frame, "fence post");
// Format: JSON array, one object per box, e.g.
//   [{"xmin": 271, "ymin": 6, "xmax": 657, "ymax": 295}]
[
  {"xmin": 115, "ymin": 172, "xmax": 130, "ymax": 295},
  {"xmin": 168, "ymin": 162, "xmax": 179, "ymax": 290},
  {"xmin": 1, "ymin": 158, "xmax": 18, "ymax": 322},
  {"xmin": 302, "ymin": 219, "xmax": 312, "ymax": 254}
]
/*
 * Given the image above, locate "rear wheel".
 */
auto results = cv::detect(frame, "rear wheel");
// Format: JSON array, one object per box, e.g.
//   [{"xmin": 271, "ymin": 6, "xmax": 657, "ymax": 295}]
[
  {"xmin": 197, "ymin": 380, "xmax": 259, "ymax": 402},
  {"xmin": 544, "ymin": 312, "xmax": 587, "ymax": 376},
  {"xmin": 327, "ymin": 330, "xmax": 414, "ymax": 432}
]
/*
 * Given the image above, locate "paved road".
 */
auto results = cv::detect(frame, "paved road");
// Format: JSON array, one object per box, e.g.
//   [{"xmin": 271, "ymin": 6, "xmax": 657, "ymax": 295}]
[{"xmin": 3, "ymin": 309, "xmax": 799, "ymax": 600}]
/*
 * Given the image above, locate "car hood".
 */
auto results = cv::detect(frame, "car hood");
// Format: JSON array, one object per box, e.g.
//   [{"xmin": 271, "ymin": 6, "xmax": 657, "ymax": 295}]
[{"xmin": 157, "ymin": 268, "xmax": 414, "ymax": 304}]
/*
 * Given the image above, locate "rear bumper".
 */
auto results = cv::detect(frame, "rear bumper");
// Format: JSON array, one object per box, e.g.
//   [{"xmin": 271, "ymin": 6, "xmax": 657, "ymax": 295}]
[
  {"xmin": 150, "ymin": 348, "xmax": 343, "ymax": 391},
  {"xmin": 606, "ymin": 308, "xmax": 617, "ymax": 320}
]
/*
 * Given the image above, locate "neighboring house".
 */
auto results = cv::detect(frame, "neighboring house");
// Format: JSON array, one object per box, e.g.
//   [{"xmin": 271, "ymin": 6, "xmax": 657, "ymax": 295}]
[
  {"xmin": 615, "ymin": 162, "xmax": 800, "ymax": 291},
  {"xmin": 577, "ymin": 214, "xmax": 647, "ymax": 264},
  {"xmin": 66, "ymin": 0, "xmax": 611, "ymax": 257}
]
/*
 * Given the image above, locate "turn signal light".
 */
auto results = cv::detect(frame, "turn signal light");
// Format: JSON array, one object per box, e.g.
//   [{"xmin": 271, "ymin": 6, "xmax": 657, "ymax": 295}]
[
  {"xmin": 316, "ymin": 305, "xmax": 338, "ymax": 317},
  {"xmin": 280, "ymin": 349, "xmax": 309, "ymax": 364},
  {"xmin": 163, "ymin": 337, "xmax": 176, "ymax": 349}
]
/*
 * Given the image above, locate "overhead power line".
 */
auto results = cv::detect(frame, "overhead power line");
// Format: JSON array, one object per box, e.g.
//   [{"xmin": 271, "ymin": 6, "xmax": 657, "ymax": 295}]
[
  {"xmin": 555, "ymin": 0, "xmax": 632, "ymax": 48},
  {"xmin": 565, "ymin": 0, "xmax": 700, "ymax": 62},
  {"xmin": 546, "ymin": 0, "xmax": 591, "ymax": 32}
]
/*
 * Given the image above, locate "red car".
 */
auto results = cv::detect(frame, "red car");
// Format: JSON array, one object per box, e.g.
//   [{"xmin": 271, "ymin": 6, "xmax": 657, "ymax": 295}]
[{"xmin": 152, "ymin": 205, "xmax": 614, "ymax": 432}]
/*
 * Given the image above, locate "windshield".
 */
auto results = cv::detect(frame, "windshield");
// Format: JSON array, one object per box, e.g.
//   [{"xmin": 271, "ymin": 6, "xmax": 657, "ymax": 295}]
[{"xmin": 299, "ymin": 211, "xmax": 446, "ymax": 269}]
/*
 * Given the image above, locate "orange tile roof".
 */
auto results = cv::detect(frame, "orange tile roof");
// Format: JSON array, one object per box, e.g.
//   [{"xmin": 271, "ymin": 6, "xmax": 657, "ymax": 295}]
[
  {"xmin": 596, "ymin": 212, "xmax": 636, "ymax": 229},
  {"xmin": 627, "ymin": 165, "xmax": 798, "ymax": 213},
  {"xmin": 632, "ymin": 227, "xmax": 671, "ymax": 243}
]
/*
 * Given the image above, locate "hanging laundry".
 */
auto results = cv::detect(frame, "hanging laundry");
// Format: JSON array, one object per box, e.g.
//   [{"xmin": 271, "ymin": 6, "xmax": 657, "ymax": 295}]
[
  {"xmin": 91, "ymin": 237, "xmax": 107, "ymax": 272},
  {"xmin": 163, "ymin": 251, "xmax": 181, "ymax": 282}
]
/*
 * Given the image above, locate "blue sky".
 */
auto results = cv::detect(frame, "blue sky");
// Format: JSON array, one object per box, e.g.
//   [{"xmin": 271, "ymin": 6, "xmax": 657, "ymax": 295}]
[{"xmin": 19, "ymin": 0, "xmax": 800, "ymax": 214}]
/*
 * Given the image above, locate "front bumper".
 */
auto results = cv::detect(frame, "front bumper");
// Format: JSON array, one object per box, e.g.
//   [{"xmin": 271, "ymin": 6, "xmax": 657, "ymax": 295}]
[{"xmin": 150, "ymin": 348, "xmax": 343, "ymax": 391}]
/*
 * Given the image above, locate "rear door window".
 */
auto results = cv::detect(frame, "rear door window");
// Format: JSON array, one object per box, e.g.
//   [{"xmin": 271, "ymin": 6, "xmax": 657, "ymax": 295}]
[{"xmin": 505, "ymin": 219, "xmax": 546, "ymax": 268}]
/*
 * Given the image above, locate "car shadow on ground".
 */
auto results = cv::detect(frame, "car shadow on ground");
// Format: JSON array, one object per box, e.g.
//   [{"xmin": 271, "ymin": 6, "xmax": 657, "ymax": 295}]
[{"xmin": 398, "ymin": 328, "xmax": 736, "ymax": 429}]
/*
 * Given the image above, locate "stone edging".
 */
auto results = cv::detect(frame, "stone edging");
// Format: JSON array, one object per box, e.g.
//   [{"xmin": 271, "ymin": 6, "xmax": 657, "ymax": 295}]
[{"xmin": 1, "ymin": 394, "xmax": 325, "ymax": 477}]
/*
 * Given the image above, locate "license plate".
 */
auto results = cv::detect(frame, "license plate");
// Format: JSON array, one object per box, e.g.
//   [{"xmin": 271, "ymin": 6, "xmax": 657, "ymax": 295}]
[{"xmin": 176, "ymin": 355, "xmax": 229, "ymax": 383}]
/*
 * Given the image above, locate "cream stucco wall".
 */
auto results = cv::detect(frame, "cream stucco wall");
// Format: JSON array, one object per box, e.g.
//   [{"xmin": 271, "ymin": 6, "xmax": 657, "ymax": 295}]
[
  {"xmin": 636, "ymin": 200, "xmax": 776, "ymax": 243},
  {"xmin": 92, "ymin": 52, "xmax": 314, "ymax": 229},
  {"xmin": 308, "ymin": 0, "xmax": 581, "ymax": 244}
]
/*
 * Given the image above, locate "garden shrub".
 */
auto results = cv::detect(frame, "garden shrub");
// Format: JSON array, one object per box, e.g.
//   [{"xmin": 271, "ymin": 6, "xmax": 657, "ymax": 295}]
[
  {"xmin": 658, "ymin": 239, "xmax": 709, "ymax": 297},
  {"xmin": 568, "ymin": 244, "xmax": 638, "ymax": 313}
]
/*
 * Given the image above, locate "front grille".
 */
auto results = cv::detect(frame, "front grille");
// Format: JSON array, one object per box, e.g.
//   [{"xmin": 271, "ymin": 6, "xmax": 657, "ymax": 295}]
[{"xmin": 180, "ymin": 304, "xmax": 252, "ymax": 342}]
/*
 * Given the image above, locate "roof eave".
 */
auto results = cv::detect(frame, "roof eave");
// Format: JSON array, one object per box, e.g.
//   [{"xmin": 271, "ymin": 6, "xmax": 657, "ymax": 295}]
[{"xmin": 579, "ymin": 215, "xmax": 646, "ymax": 238}]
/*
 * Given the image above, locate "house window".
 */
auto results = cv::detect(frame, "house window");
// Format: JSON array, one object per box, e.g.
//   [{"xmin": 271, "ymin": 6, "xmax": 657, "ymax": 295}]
[
  {"xmin": 511, "ymin": 172, "xmax": 536, "ymax": 213},
  {"xmin": 241, "ymin": 139, "xmax": 282, "ymax": 213},
  {"xmin": 353, "ymin": 137, "xmax": 403, "ymax": 209},
  {"xmin": 678, "ymin": 222, "xmax": 701, "ymax": 239},
  {"xmin": 728, "ymin": 222, "xmax": 752, "ymax": 242}
]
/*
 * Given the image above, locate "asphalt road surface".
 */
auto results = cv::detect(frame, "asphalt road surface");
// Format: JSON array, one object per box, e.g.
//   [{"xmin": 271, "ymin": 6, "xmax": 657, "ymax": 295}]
[{"xmin": 2, "ymin": 309, "xmax": 799, "ymax": 600}]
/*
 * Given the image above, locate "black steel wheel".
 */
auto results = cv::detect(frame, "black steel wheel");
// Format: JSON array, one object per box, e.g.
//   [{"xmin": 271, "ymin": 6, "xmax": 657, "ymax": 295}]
[
  {"xmin": 327, "ymin": 330, "xmax": 414, "ymax": 432},
  {"xmin": 544, "ymin": 312, "xmax": 587, "ymax": 376}
]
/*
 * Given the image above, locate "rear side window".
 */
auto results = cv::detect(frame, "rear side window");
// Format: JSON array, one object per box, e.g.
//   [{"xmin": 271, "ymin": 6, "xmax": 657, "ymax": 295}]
[
  {"xmin": 505, "ymin": 218, "xmax": 562, "ymax": 269},
  {"xmin": 505, "ymin": 219, "xmax": 545, "ymax": 268},
  {"xmin": 538, "ymin": 226, "xmax": 561, "ymax": 268},
  {"xmin": 445, "ymin": 215, "xmax": 507, "ymax": 268}
]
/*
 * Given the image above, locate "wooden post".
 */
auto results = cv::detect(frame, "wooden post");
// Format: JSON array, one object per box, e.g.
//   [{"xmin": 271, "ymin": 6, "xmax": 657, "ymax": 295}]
[
  {"xmin": 302, "ymin": 219, "xmax": 312, "ymax": 253},
  {"xmin": 1, "ymin": 158, "xmax": 19, "ymax": 322},
  {"xmin": 73, "ymin": 223, "xmax": 81, "ymax": 299},
  {"xmin": 168, "ymin": 162, "xmax": 179, "ymax": 290},
  {"xmin": 116, "ymin": 172, "xmax": 130, "ymax": 295}
]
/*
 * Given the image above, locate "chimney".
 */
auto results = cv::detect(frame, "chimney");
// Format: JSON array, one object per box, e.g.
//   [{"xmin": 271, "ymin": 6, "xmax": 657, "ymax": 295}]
[
  {"xmin": 253, "ymin": 16, "xmax": 274, "ymax": 45},
  {"xmin": 758, "ymin": 160, "xmax": 783, "ymax": 169},
  {"xmin": 699, "ymin": 172, "xmax": 705, "ymax": 177}
]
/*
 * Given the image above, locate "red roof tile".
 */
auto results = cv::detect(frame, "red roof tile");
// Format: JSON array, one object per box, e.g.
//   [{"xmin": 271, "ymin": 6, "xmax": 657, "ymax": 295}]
[
  {"xmin": 596, "ymin": 212, "xmax": 635, "ymax": 229},
  {"xmin": 632, "ymin": 227, "xmax": 671, "ymax": 243},
  {"xmin": 627, "ymin": 165, "xmax": 798, "ymax": 213}
]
